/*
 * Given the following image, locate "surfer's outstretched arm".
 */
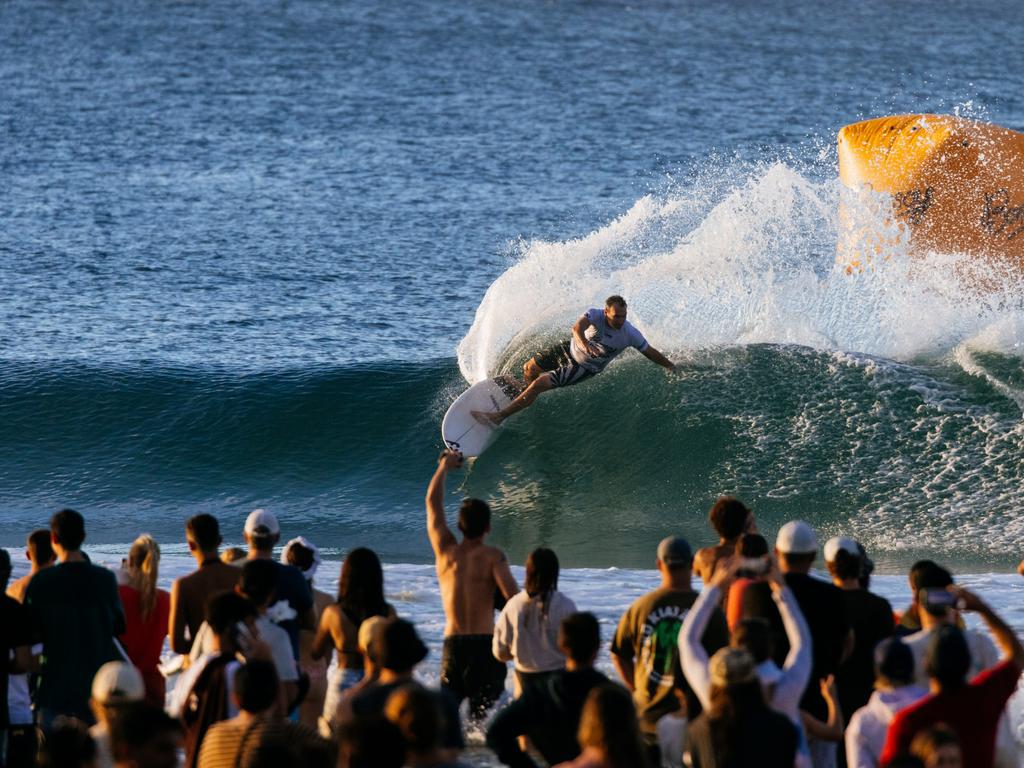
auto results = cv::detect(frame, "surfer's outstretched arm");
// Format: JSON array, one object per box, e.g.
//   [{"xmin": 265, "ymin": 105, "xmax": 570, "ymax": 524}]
[
  {"xmin": 641, "ymin": 345, "xmax": 676, "ymax": 374},
  {"xmin": 426, "ymin": 451, "xmax": 461, "ymax": 555}
]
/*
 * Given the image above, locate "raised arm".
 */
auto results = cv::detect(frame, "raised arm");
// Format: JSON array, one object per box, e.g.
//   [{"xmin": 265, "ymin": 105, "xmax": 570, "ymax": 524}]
[
  {"xmin": 678, "ymin": 583, "xmax": 720, "ymax": 710},
  {"xmin": 168, "ymin": 578, "xmax": 190, "ymax": 654},
  {"xmin": 802, "ymin": 675, "xmax": 844, "ymax": 742},
  {"xmin": 641, "ymin": 345, "xmax": 676, "ymax": 373},
  {"xmin": 426, "ymin": 451, "xmax": 462, "ymax": 556},
  {"xmin": 954, "ymin": 586, "xmax": 1024, "ymax": 670},
  {"xmin": 768, "ymin": 565, "xmax": 813, "ymax": 706}
]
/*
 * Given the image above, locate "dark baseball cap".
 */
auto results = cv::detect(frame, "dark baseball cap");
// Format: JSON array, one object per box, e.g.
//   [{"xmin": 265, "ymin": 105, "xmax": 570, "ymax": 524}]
[
  {"xmin": 657, "ymin": 536, "xmax": 692, "ymax": 566},
  {"xmin": 874, "ymin": 636, "xmax": 914, "ymax": 685},
  {"xmin": 379, "ymin": 618, "xmax": 428, "ymax": 672}
]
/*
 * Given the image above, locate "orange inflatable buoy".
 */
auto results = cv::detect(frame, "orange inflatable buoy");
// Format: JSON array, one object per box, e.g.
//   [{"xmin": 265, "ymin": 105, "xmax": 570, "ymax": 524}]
[{"xmin": 837, "ymin": 114, "xmax": 1024, "ymax": 273}]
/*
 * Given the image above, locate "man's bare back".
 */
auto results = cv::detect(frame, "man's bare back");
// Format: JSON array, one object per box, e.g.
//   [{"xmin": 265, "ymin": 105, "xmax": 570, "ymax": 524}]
[
  {"xmin": 435, "ymin": 540, "xmax": 512, "ymax": 636},
  {"xmin": 426, "ymin": 452, "xmax": 518, "ymax": 637},
  {"xmin": 693, "ymin": 543, "xmax": 736, "ymax": 585}
]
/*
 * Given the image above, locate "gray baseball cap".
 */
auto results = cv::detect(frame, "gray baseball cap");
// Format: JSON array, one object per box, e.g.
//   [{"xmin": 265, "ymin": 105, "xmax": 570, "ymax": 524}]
[{"xmin": 657, "ymin": 535, "xmax": 693, "ymax": 566}]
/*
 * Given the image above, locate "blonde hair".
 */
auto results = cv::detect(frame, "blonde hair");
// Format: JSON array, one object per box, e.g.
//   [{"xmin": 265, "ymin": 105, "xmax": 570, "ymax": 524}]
[{"xmin": 128, "ymin": 534, "xmax": 161, "ymax": 621}]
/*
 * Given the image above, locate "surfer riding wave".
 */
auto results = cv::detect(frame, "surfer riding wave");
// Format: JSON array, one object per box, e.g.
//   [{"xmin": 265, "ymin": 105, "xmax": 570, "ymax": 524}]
[{"xmin": 472, "ymin": 295, "xmax": 676, "ymax": 426}]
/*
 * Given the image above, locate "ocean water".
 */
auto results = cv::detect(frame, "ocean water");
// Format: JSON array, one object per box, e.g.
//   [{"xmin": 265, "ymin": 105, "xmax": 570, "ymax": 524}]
[
  {"xmin": 4, "ymin": 0, "xmax": 1024, "ymax": 611},
  {"xmin": 9, "ymin": 1, "xmax": 1024, "ymax": 763}
]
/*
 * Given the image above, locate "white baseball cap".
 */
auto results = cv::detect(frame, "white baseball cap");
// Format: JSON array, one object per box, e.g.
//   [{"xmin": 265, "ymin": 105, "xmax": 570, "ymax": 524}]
[
  {"xmin": 775, "ymin": 520, "xmax": 818, "ymax": 554},
  {"xmin": 244, "ymin": 508, "xmax": 280, "ymax": 536},
  {"xmin": 91, "ymin": 661, "xmax": 145, "ymax": 705},
  {"xmin": 823, "ymin": 536, "xmax": 859, "ymax": 562}
]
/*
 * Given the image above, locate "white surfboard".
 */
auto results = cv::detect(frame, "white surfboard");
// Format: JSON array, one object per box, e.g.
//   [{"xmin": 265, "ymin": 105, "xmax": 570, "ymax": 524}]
[{"xmin": 441, "ymin": 375, "xmax": 525, "ymax": 458}]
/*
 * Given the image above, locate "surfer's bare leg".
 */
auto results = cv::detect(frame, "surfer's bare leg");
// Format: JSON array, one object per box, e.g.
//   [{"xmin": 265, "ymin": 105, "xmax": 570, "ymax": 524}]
[{"xmin": 474, "ymin": 374, "xmax": 553, "ymax": 425}]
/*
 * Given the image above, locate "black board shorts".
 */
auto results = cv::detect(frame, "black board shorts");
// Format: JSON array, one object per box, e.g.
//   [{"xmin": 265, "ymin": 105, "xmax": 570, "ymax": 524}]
[
  {"xmin": 440, "ymin": 635, "xmax": 507, "ymax": 720},
  {"xmin": 532, "ymin": 340, "xmax": 596, "ymax": 389}
]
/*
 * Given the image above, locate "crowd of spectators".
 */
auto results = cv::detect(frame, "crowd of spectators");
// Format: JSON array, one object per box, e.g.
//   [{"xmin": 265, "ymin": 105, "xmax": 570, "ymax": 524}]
[{"xmin": 0, "ymin": 451, "xmax": 1021, "ymax": 768}]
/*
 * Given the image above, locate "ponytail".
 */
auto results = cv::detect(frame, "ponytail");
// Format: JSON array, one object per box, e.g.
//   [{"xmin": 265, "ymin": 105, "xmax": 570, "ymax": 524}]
[{"xmin": 129, "ymin": 534, "xmax": 161, "ymax": 621}]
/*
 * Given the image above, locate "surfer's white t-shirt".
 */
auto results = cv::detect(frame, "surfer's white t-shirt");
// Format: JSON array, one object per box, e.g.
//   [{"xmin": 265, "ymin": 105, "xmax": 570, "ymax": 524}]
[{"xmin": 570, "ymin": 307, "xmax": 649, "ymax": 372}]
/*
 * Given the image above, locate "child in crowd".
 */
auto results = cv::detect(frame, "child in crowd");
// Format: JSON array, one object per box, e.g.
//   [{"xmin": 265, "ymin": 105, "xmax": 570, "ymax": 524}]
[{"xmin": 282, "ymin": 536, "xmax": 333, "ymax": 728}]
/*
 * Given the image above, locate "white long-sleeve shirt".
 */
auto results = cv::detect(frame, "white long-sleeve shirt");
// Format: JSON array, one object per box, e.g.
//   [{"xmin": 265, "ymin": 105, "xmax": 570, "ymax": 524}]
[
  {"xmin": 844, "ymin": 685, "xmax": 928, "ymax": 768},
  {"xmin": 679, "ymin": 583, "xmax": 812, "ymax": 729},
  {"xmin": 493, "ymin": 589, "xmax": 577, "ymax": 673}
]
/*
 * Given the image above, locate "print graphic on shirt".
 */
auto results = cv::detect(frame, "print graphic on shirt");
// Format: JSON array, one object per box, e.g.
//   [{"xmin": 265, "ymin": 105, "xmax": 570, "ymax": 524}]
[{"xmin": 640, "ymin": 606, "xmax": 687, "ymax": 686}]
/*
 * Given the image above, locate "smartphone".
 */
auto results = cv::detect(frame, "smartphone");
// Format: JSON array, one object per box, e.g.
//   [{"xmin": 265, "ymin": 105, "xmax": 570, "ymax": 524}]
[
  {"xmin": 736, "ymin": 557, "xmax": 768, "ymax": 578},
  {"xmin": 920, "ymin": 588, "xmax": 957, "ymax": 615},
  {"xmin": 740, "ymin": 557, "xmax": 768, "ymax": 575}
]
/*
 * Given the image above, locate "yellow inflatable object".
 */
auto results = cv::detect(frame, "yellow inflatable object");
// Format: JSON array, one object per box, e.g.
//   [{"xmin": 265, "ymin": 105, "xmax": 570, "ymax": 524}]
[{"xmin": 837, "ymin": 114, "xmax": 1024, "ymax": 273}]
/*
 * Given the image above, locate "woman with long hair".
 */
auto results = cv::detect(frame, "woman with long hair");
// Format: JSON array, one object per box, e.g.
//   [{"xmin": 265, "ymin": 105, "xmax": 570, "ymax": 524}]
[
  {"xmin": 554, "ymin": 684, "xmax": 649, "ymax": 768},
  {"xmin": 685, "ymin": 647, "xmax": 799, "ymax": 768},
  {"xmin": 493, "ymin": 547, "xmax": 577, "ymax": 697},
  {"xmin": 118, "ymin": 533, "xmax": 171, "ymax": 706},
  {"xmin": 311, "ymin": 547, "xmax": 394, "ymax": 727}
]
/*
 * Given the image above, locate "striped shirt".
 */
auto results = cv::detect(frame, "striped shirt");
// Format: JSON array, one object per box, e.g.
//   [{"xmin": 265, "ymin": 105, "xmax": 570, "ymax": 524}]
[{"xmin": 196, "ymin": 717, "xmax": 332, "ymax": 768}]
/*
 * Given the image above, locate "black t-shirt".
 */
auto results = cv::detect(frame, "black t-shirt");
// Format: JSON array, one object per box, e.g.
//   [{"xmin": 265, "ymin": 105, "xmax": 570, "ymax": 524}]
[
  {"xmin": 0, "ymin": 594, "xmax": 30, "ymax": 728},
  {"xmin": 836, "ymin": 589, "xmax": 894, "ymax": 721},
  {"xmin": 351, "ymin": 681, "xmax": 465, "ymax": 750},
  {"xmin": 24, "ymin": 560, "xmax": 126, "ymax": 714},
  {"xmin": 486, "ymin": 668, "xmax": 609, "ymax": 767},
  {"xmin": 741, "ymin": 572, "xmax": 849, "ymax": 720}
]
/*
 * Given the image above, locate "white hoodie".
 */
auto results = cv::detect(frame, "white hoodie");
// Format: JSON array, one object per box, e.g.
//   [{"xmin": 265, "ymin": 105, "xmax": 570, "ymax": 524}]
[{"xmin": 844, "ymin": 685, "xmax": 928, "ymax": 768}]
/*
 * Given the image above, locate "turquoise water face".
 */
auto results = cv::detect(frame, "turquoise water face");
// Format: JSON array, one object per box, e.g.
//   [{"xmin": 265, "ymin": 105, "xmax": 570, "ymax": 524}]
[{"xmin": 3, "ymin": 0, "xmax": 1024, "ymax": 569}]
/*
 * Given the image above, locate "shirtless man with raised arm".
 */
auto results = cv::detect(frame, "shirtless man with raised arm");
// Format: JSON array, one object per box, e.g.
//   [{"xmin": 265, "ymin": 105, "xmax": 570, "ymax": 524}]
[
  {"xmin": 473, "ymin": 295, "xmax": 676, "ymax": 426},
  {"xmin": 427, "ymin": 450, "xmax": 519, "ymax": 723}
]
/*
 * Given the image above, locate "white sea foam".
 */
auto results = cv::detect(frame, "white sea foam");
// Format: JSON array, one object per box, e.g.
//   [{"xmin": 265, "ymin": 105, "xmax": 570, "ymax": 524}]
[{"xmin": 458, "ymin": 161, "xmax": 1024, "ymax": 380}]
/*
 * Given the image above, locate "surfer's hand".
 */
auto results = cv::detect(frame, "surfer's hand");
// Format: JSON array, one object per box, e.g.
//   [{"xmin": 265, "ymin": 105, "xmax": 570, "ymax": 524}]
[{"xmin": 438, "ymin": 450, "xmax": 464, "ymax": 471}]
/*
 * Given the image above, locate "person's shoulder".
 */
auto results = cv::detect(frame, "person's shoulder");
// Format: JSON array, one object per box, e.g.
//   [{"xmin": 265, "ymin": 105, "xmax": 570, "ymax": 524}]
[
  {"xmin": 85, "ymin": 561, "xmax": 118, "ymax": 583},
  {"xmin": 552, "ymin": 589, "xmax": 576, "ymax": 610},
  {"xmin": 503, "ymin": 589, "xmax": 529, "ymax": 608},
  {"xmin": 864, "ymin": 589, "xmax": 893, "ymax": 610},
  {"xmin": 25, "ymin": 563, "xmax": 66, "ymax": 597},
  {"xmin": 479, "ymin": 543, "xmax": 508, "ymax": 559},
  {"xmin": 197, "ymin": 719, "xmax": 245, "ymax": 765},
  {"xmin": 0, "ymin": 591, "xmax": 27, "ymax": 623},
  {"xmin": 972, "ymin": 657, "xmax": 1019, "ymax": 687},
  {"xmin": 204, "ymin": 718, "xmax": 244, "ymax": 740},
  {"xmin": 693, "ymin": 546, "xmax": 714, "ymax": 565},
  {"xmin": 623, "ymin": 318, "xmax": 646, "ymax": 337},
  {"xmin": 274, "ymin": 560, "xmax": 305, "ymax": 581},
  {"xmin": 891, "ymin": 687, "xmax": 936, "ymax": 725}
]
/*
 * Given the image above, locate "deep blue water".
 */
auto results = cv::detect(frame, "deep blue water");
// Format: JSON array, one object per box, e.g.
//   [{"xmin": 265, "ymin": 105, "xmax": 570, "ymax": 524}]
[{"xmin": 3, "ymin": 0, "xmax": 1024, "ymax": 568}]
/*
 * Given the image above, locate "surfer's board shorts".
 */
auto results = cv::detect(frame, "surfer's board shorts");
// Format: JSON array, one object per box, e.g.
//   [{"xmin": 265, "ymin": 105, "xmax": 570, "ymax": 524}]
[{"xmin": 532, "ymin": 340, "xmax": 597, "ymax": 389}]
